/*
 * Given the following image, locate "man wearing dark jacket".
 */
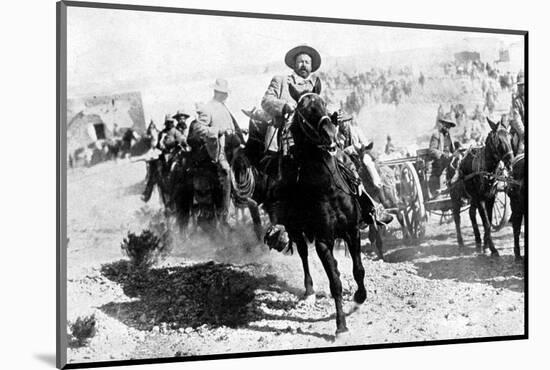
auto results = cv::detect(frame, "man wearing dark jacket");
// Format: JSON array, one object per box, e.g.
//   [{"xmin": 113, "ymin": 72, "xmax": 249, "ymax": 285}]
[
  {"xmin": 261, "ymin": 45, "xmax": 391, "ymax": 226},
  {"xmin": 428, "ymin": 117, "xmax": 456, "ymax": 197}
]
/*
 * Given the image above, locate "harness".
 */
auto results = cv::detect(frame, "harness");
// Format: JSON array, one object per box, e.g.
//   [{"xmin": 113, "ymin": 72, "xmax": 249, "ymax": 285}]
[
  {"xmin": 294, "ymin": 93, "xmax": 334, "ymax": 151},
  {"xmin": 293, "ymin": 93, "xmax": 356, "ymax": 197}
]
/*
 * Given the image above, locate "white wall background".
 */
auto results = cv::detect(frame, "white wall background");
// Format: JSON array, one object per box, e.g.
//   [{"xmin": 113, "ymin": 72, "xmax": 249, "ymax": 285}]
[{"xmin": 1, "ymin": 0, "xmax": 547, "ymax": 369}]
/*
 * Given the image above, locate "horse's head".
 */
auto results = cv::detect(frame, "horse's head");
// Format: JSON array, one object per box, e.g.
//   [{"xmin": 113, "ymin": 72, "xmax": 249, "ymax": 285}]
[
  {"xmin": 289, "ymin": 82, "xmax": 338, "ymax": 156},
  {"xmin": 241, "ymin": 106, "xmax": 270, "ymax": 139},
  {"xmin": 486, "ymin": 117, "xmax": 514, "ymax": 168}
]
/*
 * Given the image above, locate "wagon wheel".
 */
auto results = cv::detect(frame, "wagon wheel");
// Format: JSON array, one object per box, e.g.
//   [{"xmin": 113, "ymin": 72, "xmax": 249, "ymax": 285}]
[
  {"xmin": 398, "ymin": 162, "xmax": 427, "ymax": 239},
  {"xmin": 491, "ymin": 186, "xmax": 510, "ymax": 232}
]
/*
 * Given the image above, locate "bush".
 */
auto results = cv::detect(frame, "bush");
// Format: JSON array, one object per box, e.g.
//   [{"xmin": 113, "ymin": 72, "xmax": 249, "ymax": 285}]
[
  {"xmin": 121, "ymin": 230, "xmax": 164, "ymax": 271},
  {"xmin": 70, "ymin": 314, "xmax": 97, "ymax": 346}
]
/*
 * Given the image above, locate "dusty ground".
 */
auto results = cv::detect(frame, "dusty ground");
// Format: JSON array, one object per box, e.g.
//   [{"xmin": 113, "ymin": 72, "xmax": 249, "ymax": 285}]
[{"xmin": 66, "ymin": 154, "xmax": 525, "ymax": 364}]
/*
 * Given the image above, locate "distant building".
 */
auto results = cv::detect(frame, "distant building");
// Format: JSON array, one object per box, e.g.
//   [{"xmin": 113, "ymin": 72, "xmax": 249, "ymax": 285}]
[{"xmin": 67, "ymin": 91, "xmax": 145, "ymax": 153}]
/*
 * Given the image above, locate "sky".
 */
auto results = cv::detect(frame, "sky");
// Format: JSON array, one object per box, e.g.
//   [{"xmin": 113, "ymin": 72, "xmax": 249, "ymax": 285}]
[{"xmin": 67, "ymin": 6, "xmax": 524, "ymax": 95}]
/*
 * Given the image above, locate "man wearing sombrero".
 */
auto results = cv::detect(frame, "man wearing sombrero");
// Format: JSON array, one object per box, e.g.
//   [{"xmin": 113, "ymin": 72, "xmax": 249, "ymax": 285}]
[
  {"xmin": 261, "ymin": 44, "xmax": 322, "ymax": 155},
  {"xmin": 261, "ymin": 45, "xmax": 392, "ymax": 225},
  {"xmin": 510, "ymin": 70, "xmax": 525, "ymax": 155},
  {"xmin": 428, "ymin": 116, "xmax": 457, "ymax": 198}
]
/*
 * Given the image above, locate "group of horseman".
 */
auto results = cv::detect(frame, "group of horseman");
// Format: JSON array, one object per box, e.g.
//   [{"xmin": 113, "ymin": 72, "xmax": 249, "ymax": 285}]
[
  {"xmin": 141, "ymin": 44, "xmax": 394, "ymax": 232},
  {"xmin": 427, "ymin": 70, "xmax": 525, "ymax": 198},
  {"xmin": 140, "ymin": 43, "xmax": 526, "ymax": 239}
]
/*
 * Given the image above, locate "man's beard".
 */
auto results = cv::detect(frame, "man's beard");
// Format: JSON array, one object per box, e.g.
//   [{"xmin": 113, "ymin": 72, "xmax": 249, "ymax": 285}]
[{"xmin": 297, "ymin": 68, "xmax": 310, "ymax": 78}]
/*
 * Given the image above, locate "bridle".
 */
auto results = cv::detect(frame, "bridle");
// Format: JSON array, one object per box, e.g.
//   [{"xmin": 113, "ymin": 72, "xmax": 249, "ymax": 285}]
[
  {"xmin": 487, "ymin": 127, "xmax": 514, "ymax": 167},
  {"xmin": 294, "ymin": 93, "xmax": 335, "ymax": 151}
]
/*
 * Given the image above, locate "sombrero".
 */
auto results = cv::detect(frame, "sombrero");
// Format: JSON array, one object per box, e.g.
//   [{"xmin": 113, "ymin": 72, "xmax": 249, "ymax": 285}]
[
  {"xmin": 284, "ymin": 45, "xmax": 321, "ymax": 72},
  {"xmin": 337, "ymin": 110, "xmax": 353, "ymax": 123},
  {"xmin": 173, "ymin": 108, "xmax": 191, "ymax": 119},
  {"xmin": 438, "ymin": 118, "xmax": 456, "ymax": 127}
]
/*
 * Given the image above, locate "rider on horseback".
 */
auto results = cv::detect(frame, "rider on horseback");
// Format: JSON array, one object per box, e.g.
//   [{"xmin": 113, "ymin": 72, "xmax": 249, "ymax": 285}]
[
  {"xmin": 188, "ymin": 79, "xmax": 242, "ymax": 225},
  {"xmin": 140, "ymin": 114, "xmax": 185, "ymax": 202},
  {"xmin": 510, "ymin": 70, "xmax": 525, "ymax": 155},
  {"xmin": 261, "ymin": 45, "xmax": 392, "ymax": 226},
  {"xmin": 173, "ymin": 108, "xmax": 192, "ymax": 146},
  {"xmin": 428, "ymin": 116, "xmax": 457, "ymax": 198}
]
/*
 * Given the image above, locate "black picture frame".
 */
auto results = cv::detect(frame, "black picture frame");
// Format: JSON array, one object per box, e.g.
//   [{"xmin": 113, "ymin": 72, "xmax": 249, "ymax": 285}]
[{"xmin": 57, "ymin": 1, "xmax": 528, "ymax": 368}]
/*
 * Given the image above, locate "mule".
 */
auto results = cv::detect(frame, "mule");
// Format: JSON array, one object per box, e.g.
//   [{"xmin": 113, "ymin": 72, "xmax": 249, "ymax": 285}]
[
  {"xmin": 450, "ymin": 117, "xmax": 513, "ymax": 256},
  {"xmin": 269, "ymin": 84, "xmax": 370, "ymax": 336},
  {"xmin": 141, "ymin": 149, "xmax": 195, "ymax": 237}
]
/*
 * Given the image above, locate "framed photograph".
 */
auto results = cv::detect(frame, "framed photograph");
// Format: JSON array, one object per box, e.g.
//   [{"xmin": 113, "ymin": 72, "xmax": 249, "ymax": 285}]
[{"xmin": 57, "ymin": 1, "xmax": 527, "ymax": 368}]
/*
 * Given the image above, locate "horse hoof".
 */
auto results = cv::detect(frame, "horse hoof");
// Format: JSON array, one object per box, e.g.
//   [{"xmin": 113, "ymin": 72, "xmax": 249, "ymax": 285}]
[
  {"xmin": 354, "ymin": 290, "xmax": 367, "ymax": 305},
  {"xmin": 335, "ymin": 327, "xmax": 350, "ymax": 340},
  {"xmin": 349, "ymin": 301, "xmax": 364, "ymax": 314},
  {"xmin": 515, "ymin": 256, "xmax": 523, "ymax": 262},
  {"xmin": 491, "ymin": 251, "xmax": 500, "ymax": 257}
]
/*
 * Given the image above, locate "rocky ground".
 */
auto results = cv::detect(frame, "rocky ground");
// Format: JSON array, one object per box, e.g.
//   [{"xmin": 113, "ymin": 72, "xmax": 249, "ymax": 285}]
[{"xmin": 66, "ymin": 156, "xmax": 525, "ymax": 365}]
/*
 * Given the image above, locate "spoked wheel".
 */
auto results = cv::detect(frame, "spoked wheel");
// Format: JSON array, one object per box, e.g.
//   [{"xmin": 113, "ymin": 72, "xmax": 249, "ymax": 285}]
[
  {"xmin": 491, "ymin": 186, "xmax": 510, "ymax": 232},
  {"xmin": 398, "ymin": 162, "xmax": 426, "ymax": 239}
]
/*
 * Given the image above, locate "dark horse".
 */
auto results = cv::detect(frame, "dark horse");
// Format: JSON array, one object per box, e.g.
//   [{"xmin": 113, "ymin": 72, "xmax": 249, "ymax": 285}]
[
  {"xmin": 273, "ymin": 85, "xmax": 369, "ymax": 336},
  {"xmin": 451, "ymin": 117, "xmax": 513, "ymax": 256},
  {"xmin": 508, "ymin": 153, "xmax": 525, "ymax": 260},
  {"xmin": 141, "ymin": 148, "xmax": 195, "ymax": 236}
]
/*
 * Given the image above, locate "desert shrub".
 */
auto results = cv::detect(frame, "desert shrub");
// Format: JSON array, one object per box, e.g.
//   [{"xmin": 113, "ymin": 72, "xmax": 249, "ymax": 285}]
[
  {"xmin": 134, "ymin": 207, "xmax": 174, "ymax": 259},
  {"xmin": 69, "ymin": 314, "xmax": 97, "ymax": 346},
  {"xmin": 121, "ymin": 230, "xmax": 164, "ymax": 271}
]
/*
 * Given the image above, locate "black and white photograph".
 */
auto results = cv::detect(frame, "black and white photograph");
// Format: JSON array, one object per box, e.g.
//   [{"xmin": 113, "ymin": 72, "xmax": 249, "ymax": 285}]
[{"xmin": 57, "ymin": 1, "xmax": 526, "ymax": 367}]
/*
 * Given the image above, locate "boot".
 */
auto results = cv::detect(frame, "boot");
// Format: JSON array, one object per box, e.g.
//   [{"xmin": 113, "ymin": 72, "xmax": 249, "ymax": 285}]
[{"xmin": 358, "ymin": 187, "xmax": 393, "ymax": 226}]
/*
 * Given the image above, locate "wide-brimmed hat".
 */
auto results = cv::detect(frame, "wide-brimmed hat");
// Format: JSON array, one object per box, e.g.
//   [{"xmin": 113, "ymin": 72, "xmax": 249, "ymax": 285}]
[
  {"xmin": 211, "ymin": 78, "xmax": 230, "ymax": 93},
  {"xmin": 337, "ymin": 110, "xmax": 353, "ymax": 123},
  {"xmin": 164, "ymin": 114, "xmax": 175, "ymax": 125},
  {"xmin": 284, "ymin": 45, "xmax": 321, "ymax": 72},
  {"xmin": 172, "ymin": 108, "xmax": 191, "ymax": 119},
  {"xmin": 438, "ymin": 117, "xmax": 456, "ymax": 127}
]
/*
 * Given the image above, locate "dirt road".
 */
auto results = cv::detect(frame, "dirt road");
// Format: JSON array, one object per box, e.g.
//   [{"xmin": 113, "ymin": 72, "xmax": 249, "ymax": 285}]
[{"xmin": 66, "ymin": 158, "xmax": 525, "ymax": 364}]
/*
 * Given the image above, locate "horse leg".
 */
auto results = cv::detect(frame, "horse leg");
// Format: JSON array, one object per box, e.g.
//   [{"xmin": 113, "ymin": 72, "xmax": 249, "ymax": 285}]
[
  {"xmin": 296, "ymin": 236, "xmax": 314, "ymax": 298},
  {"xmin": 512, "ymin": 212, "xmax": 523, "ymax": 260},
  {"xmin": 452, "ymin": 199, "xmax": 464, "ymax": 248},
  {"xmin": 315, "ymin": 239, "xmax": 347, "ymax": 335},
  {"xmin": 469, "ymin": 205, "xmax": 482, "ymax": 250},
  {"xmin": 368, "ymin": 223, "xmax": 384, "ymax": 261},
  {"xmin": 478, "ymin": 200, "xmax": 499, "ymax": 256},
  {"xmin": 344, "ymin": 229, "xmax": 366, "ymax": 304},
  {"xmin": 510, "ymin": 197, "xmax": 523, "ymax": 260}
]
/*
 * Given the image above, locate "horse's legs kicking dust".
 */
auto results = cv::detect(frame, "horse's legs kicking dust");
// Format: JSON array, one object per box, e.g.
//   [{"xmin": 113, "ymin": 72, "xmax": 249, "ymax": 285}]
[
  {"xmin": 296, "ymin": 236, "xmax": 314, "ymax": 298},
  {"xmin": 315, "ymin": 238, "xmax": 347, "ymax": 335},
  {"xmin": 344, "ymin": 229, "xmax": 366, "ymax": 305}
]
